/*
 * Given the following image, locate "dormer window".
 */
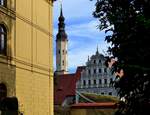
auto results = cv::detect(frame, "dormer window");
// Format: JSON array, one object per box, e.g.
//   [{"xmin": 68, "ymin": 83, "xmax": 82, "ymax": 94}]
[
  {"xmin": 0, "ymin": 0, "xmax": 7, "ymax": 7},
  {"xmin": 0, "ymin": 24, "xmax": 7, "ymax": 55}
]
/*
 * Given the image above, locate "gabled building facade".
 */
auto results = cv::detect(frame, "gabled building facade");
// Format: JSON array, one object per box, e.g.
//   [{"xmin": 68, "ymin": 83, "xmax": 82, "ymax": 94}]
[{"xmin": 76, "ymin": 48, "xmax": 117, "ymax": 96}]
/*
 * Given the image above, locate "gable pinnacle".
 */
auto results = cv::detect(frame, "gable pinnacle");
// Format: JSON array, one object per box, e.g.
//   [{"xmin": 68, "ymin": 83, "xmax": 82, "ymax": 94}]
[{"xmin": 96, "ymin": 45, "xmax": 99, "ymax": 54}]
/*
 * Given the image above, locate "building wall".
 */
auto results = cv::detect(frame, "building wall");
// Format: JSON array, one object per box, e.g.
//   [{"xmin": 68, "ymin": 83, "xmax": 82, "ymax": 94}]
[
  {"xmin": 0, "ymin": 63, "xmax": 16, "ymax": 97},
  {"xmin": 0, "ymin": 0, "xmax": 54, "ymax": 114},
  {"xmin": 0, "ymin": 0, "xmax": 16, "ymax": 101}
]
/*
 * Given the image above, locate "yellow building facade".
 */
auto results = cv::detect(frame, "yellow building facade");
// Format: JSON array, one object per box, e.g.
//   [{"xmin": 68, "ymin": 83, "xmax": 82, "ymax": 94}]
[{"xmin": 0, "ymin": 0, "xmax": 54, "ymax": 114}]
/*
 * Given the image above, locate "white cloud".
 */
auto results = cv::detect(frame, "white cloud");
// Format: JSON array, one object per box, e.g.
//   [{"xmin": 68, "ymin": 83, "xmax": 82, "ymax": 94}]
[
  {"xmin": 54, "ymin": 20, "xmax": 107, "ymax": 48},
  {"xmin": 66, "ymin": 20, "xmax": 105, "ymax": 40}
]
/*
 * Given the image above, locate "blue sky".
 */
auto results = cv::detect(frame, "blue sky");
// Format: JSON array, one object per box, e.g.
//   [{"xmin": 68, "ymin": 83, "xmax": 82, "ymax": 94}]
[{"xmin": 53, "ymin": 0, "xmax": 110, "ymax": 73}]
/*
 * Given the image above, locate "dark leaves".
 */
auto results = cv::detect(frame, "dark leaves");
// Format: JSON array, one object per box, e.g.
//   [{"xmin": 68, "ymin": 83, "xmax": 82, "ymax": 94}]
[{"xmin": 91, "ymin": 0, "xmax": 150, "ymax": 114}]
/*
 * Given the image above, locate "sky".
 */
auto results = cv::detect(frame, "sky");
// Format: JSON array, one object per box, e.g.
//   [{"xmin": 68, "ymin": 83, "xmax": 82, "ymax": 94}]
[{"xmin": 53, "ymin": 0, "xmax": 110, "ymax": 73}]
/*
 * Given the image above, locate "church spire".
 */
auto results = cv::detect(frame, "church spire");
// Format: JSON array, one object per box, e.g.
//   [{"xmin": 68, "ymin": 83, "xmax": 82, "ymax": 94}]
[
  {"xmin": 60, "ymin": 3, "xmax": 63, "ymax": 17},
  {"xmin": 59, "ymin": 3, "xmax": 64, "ymax": 23},
  {"xmin": 56, "ymin": 2, "xmax": 67, "ymax": 41},
  {"xmin": 55, "ymin": 2, "xmax": 68, "ymax": 75}
]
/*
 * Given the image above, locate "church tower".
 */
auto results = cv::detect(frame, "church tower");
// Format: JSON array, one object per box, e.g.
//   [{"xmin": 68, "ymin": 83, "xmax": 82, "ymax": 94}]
[{"xmin": 56, "ymin": 4, "xmax": 68, "ymax": 75}]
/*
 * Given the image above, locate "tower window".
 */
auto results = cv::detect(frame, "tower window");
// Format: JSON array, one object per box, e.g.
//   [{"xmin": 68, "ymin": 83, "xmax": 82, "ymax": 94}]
[
  {"xmin": 62, "ymin": 60, "xmax": 64, "ymax": 66},
  {"xmin": 0, "ymin": 0, "xmax": 7, "ymax": 7},
  {"xmin": 62, "ymin": 50, "xmax": 65, "ymax": 55},
  {"xmin": 58, "ymin": 50, "xmax": 60, "ymax": 54},
  {"xmin": 0, "ymin": 83, "xmax": 7, "ymax": 100},
  {"xmin": 0, "ymin": 24, "xmax": 7, "ymax": 55}
]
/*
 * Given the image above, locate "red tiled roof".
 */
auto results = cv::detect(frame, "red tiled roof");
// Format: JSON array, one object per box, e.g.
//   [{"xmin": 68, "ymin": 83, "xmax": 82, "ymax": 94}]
[
  {"xmin": 54, "ymin": 74, "xmax": 76, "ymax": 105},
  {"xmin": 54, "ymin": 66, "xmax": 85, "ymax": 105},
  {"xmin": 71, "ymin": 102, "xmax": 117, "ymax": 109}
]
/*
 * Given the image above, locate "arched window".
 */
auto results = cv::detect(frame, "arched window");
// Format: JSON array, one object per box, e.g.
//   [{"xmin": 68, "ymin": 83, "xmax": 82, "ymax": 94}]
[
  {"xmin": 0, "ymin": 0, "xmax": 7, "ymax": 7},
  {"xmin": 0, "ymin": 24, "xmax": 7, "ymax": 55},
  {"xmin": 0, "ymin": 83, "xmax": 7, "ymax": 100}
]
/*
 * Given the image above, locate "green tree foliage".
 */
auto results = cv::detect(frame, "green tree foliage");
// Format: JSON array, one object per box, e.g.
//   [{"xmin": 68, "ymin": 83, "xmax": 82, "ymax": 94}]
[{"xmin": 91, "ymin": 0, "xmax": 150, "ymax": 115}]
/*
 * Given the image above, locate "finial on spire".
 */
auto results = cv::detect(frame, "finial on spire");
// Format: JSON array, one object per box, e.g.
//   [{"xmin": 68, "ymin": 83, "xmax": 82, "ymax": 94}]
[
  {"xmin": 60, "ymin": 0, "xmax": 63, "ymax": 16},
  {"xmin": 88, "ymin": 55, "xmax": 89, "ymax": 61},
  {"xmin": 58, "ymin": 0, "xmax": 64, "ymax": 21}
]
